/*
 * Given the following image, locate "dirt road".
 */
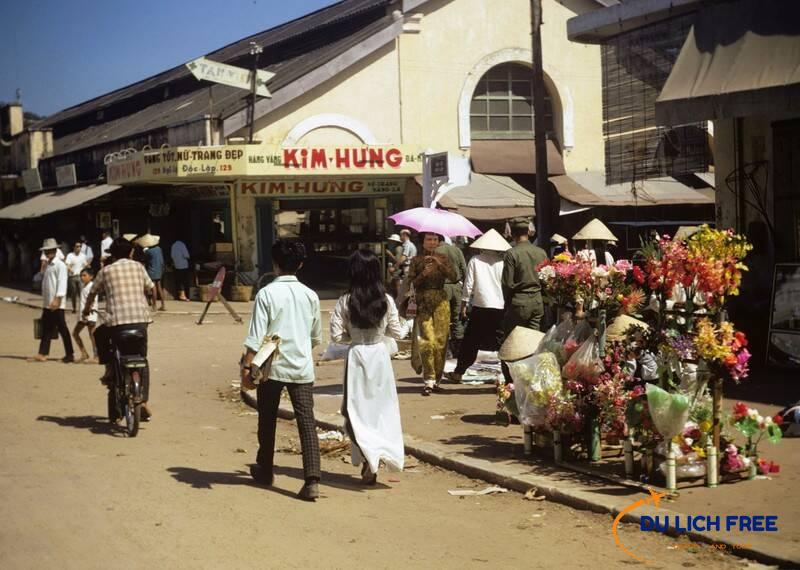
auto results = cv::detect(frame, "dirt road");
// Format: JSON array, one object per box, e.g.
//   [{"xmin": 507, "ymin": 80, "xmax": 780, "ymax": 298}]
[{"xmin": 0, "ymin": 302, "xmax": 752, "ymax": 568}]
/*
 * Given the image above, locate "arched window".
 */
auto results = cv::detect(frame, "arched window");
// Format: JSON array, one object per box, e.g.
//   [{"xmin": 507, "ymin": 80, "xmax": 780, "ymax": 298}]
[{"xmin": 469, "ymin": 63, "xmax": 554, "ymax": 139}]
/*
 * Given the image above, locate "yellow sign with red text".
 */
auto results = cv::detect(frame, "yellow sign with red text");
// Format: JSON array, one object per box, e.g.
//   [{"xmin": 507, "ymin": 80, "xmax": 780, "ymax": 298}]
[{"xmin": 106, "ymin": 145, "xmax": 424, "ymax": 185}]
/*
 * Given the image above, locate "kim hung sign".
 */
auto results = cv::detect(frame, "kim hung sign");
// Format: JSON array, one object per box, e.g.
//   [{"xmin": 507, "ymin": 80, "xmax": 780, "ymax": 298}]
[
  {"xmin": 234, "ymin": 178, "xmax": 404, "ymax": 198},
  {"xmin": 106, "ymin": 145, "xmax": 424, "ymax": 184}
]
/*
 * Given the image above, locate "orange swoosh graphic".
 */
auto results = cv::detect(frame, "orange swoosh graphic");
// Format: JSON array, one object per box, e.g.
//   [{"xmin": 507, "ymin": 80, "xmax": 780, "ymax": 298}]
[{"xmin": 612, "ymin": 488, "xmax": 666, "ymax": 564}]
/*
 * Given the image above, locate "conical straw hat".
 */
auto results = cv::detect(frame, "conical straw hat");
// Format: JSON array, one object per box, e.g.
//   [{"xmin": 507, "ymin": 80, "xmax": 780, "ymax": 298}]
[
  {"xmin": 499, "ymin": 326, "xmax": 545, "ymax": 362},
  {"xmin": 572, "ymin": 218, "xmax": 618, "ymax": 242},
  {"xmin": 606, "ymin": 315, "xmax": 649, "ymax": 342},
  {"xmin": 122, "ymin": 233, "xmax": 138, "ymax": 242},
  {"xmin": 551, "ymin": 233, "xmax": 568, "ymax": 245},
  {"xmin": 137, "ymin": 233, "xmax": 160, "ymax": 248},
  {"xmin": 470, "ymin": 228, "xmax": 511, "ymax": 252}
]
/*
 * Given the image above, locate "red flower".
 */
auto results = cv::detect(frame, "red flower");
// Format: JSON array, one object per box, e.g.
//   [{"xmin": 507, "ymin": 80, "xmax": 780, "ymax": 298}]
[
  {"xmin": 733, "ymin": 402, "xmax": 749, "ymax": 420},
  {"xmin": 773, "ymin": 414, "xmax": 784, "ymax": 425}
]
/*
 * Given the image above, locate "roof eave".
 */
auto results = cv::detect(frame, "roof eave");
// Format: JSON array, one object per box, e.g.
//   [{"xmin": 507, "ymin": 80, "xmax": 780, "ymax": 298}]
[{"xmin": 567, "ymin": 0, "xmax": 711, "ymax": 44}]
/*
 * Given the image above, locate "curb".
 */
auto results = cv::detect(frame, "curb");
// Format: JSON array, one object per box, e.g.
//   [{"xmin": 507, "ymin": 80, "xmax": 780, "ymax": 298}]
[{"xmin": 240, "ymin": 389, "xmax": 797, "ymax": 568}]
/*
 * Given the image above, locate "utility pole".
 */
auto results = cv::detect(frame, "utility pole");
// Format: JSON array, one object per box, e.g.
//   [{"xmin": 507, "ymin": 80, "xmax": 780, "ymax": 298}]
[
  {"xmin": 531, "ymin": 0, "xmax": 556, "ymax": 245},
  {"xmin": 247, "ymin": 42, "xmax": 263, "ymax": 144}
]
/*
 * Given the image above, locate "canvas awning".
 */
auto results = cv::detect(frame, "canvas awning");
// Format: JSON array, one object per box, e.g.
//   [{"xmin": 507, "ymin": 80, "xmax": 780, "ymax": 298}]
[
  {"xmin": 551, "ymin": 173, "xmax": 714, "ymax": 206},
  {"xmin": 655, "ymin": 0, "xmax": 800, "ymax": 126},
  {"xmin": 0, "ymin": 184, "xmax": 121, "ymax": 220},
  {"xmin": 437, "ymin": 173, "xmax": 534, "ymax": 221},
  {"xmin": 470, "ymin": 140, "xmax": 565, "ymax": 175}
]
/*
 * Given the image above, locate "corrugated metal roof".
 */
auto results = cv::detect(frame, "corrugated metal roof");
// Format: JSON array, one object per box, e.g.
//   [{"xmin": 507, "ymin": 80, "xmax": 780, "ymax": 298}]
[
  {"xmin": 39, "ymin": 0, "xmax": 392, "ymax": 130},
  {"xmin": 48, "ymin": 12, "xmax": 398, "ymax": 157}
]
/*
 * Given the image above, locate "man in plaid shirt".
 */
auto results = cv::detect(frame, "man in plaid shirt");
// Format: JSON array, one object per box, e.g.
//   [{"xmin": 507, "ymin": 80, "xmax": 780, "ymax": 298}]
[{"xmin": 84, "ymin": 237, "xmax": 154, "ymax": 416}]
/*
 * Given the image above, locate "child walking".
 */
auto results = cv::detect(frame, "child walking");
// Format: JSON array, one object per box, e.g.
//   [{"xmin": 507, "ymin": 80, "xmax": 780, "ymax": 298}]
[{"xmin": 73, "ymin": 268, "xmax": 98, "ymax": 363}]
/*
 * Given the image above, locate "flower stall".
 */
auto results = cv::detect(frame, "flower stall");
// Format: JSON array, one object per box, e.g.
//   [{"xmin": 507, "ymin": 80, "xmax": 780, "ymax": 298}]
[{"xmin": 503, "ymin": 220, "xmax": 784, "ymax": 490}]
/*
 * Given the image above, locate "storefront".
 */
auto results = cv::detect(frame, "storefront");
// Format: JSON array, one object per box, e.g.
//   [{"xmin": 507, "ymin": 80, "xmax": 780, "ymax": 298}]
[{"xmin": 106, "ymin": 144, "xmax": 423, "ymax": 292}]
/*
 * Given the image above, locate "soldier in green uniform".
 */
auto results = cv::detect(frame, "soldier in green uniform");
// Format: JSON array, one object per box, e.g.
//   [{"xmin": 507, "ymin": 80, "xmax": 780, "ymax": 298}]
[
  {"xmin": 435, "ymin": 238, "xmax": 467, "ymax": 358},
  {"xmin": 501, "ymin": 218, "xmax": 548, "ymax": 338}
]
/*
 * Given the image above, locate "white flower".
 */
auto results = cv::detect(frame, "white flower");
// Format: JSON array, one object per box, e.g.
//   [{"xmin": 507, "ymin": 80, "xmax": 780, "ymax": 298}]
[
  {"xmin": 747, "ymin": 408, "xmax": 759, "ymax": 419},
  {"xmin": 538, "ymin": 266, "xmax": 556, "ymax": 281},
  {"xmin": 742, "ymin": 456, "xmax": 751, "ymax": 467},
  {"xmin": 684, "ymin": 437, "xmax": 694, "ymax": 447},
  {"xmin": 756, "ymin": 415, "xmax": 764, "ymax": 424},
  {"xmin": 764, "ymin": 416, "xmax": 773, "ymax": 426},
  {"xmin": 591, "ymin": 266, "xmax": 609, "ymax": 279}
]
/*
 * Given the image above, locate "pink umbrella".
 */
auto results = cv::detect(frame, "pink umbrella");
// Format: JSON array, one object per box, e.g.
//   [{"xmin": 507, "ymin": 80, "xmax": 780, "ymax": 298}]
[{"xmin": 388, "ymin": 207, "xmax": 483, "ymax": 238}]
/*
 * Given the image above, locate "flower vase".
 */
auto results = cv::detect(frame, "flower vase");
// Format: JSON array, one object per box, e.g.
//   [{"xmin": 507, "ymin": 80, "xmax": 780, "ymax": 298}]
[
  {"xmin": 747, "ymin": 457, "xmax": 758, "ymax": 480},
  {"xmin": 586, "ymin": 412, "xmax": 601, "ymax": 462}
]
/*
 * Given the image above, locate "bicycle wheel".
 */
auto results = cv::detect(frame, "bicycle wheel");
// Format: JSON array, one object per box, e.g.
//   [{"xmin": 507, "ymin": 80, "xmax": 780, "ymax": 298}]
[{"xmin": 123, "ymin": 370, "xmax": 142, "ymax": 437}]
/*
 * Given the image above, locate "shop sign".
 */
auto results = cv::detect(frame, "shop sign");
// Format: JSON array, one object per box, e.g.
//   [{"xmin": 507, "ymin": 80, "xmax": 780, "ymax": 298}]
[
  {"xmin": 106, "ymin": 145, "xmax": 424, "ymax": 184},
  {"xmin": 234, "ymin": 178, "xmax": 404, "ymax": 198},
  {"xmin": 186, "ymin": 57, "xmax": 274, "ymax": 98}
]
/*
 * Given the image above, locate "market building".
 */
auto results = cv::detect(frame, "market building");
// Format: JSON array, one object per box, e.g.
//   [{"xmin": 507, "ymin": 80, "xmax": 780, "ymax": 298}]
[
  {"xmin": 568, "ymin": 0, "xmax": 800, "ymax": 366},
  {"xmin": 2, "ymin": 0, "xmax": 713, "ymax": 292}
]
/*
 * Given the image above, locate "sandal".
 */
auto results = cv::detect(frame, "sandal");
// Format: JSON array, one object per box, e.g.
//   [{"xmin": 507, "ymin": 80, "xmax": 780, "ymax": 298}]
[{"xmin": 422, "ymin": 386, "xmax": 433, "ymax": 396}]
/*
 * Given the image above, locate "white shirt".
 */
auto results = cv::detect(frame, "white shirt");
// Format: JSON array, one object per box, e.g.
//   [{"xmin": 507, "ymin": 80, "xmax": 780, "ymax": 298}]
[
  {"xmin": 80, "ymin": 243, "xmax": 94, "ymax": 263},
  {"xmin": 65, "ymin": 252, "xmax": 88, "ymax": 275},
  {"xmin": 603, "ymin": 250, "xmax": 615, "ymax": 267},
  {"xmin": 244, "ymin": 275, "xmax": 322, "ymax": 384},
  {"xmin": 42, "ymin": 258, "xmax": 68, "ymax": 308},
  {"xmin": 171, "ymin": 240, "xmax": 190, "ymax": 270},
  {"xmin": 40, "ymin": 249, "xmax": 65, "ymax": 262},
  {"xmin": 79, "ymin": 280, "xmax": 98, "ymax": 323},
  {"xmin": 100, "ymin": 236, "xmax": 113, "ymax": 260},
  {"xmin": 462, "ymin": 252, "xmax": 505, "ymax": 310}
]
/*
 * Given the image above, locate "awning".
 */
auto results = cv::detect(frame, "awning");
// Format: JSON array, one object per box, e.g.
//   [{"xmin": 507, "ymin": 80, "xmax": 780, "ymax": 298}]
[
  {"xmin": 470, "ymin": 140, "xmax": 565, "ymax": 175},
  {"xmin": 0, "ymin": 184, "xmax": 121, "ymax": 220},
  {"xmin": 655, "ymin": 0, "xmax": 800, "ymax": 126},
  {"xmin": 551, "ymin": 172, "xmax": 714, "ymax": 207},
  {"xmin": 438, "ymin": 173, "xmax": 534, "ymax": 221}
]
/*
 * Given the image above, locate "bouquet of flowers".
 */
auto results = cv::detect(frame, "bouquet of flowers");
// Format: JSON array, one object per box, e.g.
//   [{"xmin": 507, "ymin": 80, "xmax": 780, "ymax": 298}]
[
  {"xmin": 537, "ymin": 252, "xmax": 592, "ymax": 307},
  {"xmin": 695, "ymin": 318, "xmax": 751, "ymax": 382},
  {"xmin": 544, "ymin": 391, "xmax": 584, "ymax": 434},
  {"xmin": 592, "ymin": 342, "xmax": 634, "ymax": 435},
  {"xmin": 730, "ymin": 402, "xmax": 783, "ymax": 453},
  {"xmin": 496, "ymin": 380, "xmax": 519, "ymax": 423},
  {"xmin": 686, "ymin": 225, "xmax": 752, "ymax": 309}
]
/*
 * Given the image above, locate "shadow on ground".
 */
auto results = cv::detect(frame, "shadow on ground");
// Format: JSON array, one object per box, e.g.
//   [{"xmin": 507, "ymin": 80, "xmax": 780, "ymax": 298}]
[{"xmin": 36, "ymin": 414, "xmax": 124, "ymax": 437}]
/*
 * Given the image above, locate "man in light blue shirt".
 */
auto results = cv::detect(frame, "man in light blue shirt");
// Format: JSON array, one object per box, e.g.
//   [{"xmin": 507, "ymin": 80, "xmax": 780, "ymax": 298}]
[{"xmin": 241, "ymin": 240, "xmax": 322, "ymax": 501}]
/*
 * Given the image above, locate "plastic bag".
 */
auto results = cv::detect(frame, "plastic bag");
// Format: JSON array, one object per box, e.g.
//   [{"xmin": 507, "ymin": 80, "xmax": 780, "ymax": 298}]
[
  {"xmin": 646, "ymin": 384, "xmax": 690, "ymax": 440},
  {"xmin": 563, "ymin": 320, "xmax": 594, "ymax": 361},
  {"xmin": 510, "ymin": 352, "xmax": 562, "ymax": 427},
  {"xmin": 639, "ymin": 351, "xmax": 659, "ymax": 381},
  {"xmin": 537, "ymin": 316, "xmax": 575, "ymax": 366},
  {"xmin": 320, "ymin": 342, "xmax": 349, "ymax": 361},
  {"xmin": 562, "ymin": 336, "xmax": 603, "ymax": 384}
]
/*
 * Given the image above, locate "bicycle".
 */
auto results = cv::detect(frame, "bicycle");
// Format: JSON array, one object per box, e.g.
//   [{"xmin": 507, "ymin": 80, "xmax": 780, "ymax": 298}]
[{"xmin": 106, "ymin": 326, "xmax": 149, "ymax": 437}]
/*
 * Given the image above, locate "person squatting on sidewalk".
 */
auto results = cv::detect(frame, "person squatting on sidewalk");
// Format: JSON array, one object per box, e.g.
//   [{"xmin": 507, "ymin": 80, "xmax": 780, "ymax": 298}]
[
  {"xmin": 241, "ymin": 240, "xmax": 322, "ymax": 501},
  {"xmin": 29, "ymin": 238, "xmax": 75, "ymax": 363}
]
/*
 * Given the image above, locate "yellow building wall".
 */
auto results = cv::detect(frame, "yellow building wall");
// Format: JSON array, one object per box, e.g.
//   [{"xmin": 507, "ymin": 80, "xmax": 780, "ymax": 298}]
[
  {"xmin": 245, "ymin": 0, "xmax": 604, "ymax": 174},
  {"xmin": 248, "ymin": 42, "xmax": 402, "ymax": 146},
  {"xmin": 398, "ymin": 0, "xmax": 604, "ymax": 171}
]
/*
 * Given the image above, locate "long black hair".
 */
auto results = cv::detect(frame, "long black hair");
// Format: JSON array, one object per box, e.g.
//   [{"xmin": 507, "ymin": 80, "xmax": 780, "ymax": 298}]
[{"xmin": 347, "ymin": 249, "xmax": 388, "ymax": 329}]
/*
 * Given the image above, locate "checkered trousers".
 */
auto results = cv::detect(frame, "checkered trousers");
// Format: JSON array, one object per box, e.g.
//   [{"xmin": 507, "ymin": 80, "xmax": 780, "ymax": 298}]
[
  {"xmin": 256, "ymin": 380, "xmax": 321, "ymax": 481},
  {"xmin": 94, "ymin": 258, "xmax": 154, "ymax": 326}
]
